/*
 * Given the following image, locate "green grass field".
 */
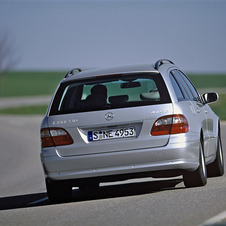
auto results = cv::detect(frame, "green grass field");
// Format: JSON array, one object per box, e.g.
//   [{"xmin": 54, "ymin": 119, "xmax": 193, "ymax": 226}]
[
  {"xmin": 0, "ymin": 71, "xmax": 65, "ymax": 97},
  {"xmin": 0, "ymin": 71, "xmax": 225, "ymax": 119},
  {"xmin": 189, "ymin": 74, "xmax": 226, "ymax": 89},
  {"xmin": 0, "ymin": 105, "xmax": 48, "ymax": 115},
  {"xmin": 210, "ymin": 94, "xmax": 226, "ymax": 120}
]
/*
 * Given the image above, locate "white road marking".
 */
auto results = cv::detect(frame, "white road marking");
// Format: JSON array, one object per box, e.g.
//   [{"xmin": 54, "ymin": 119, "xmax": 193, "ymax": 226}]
[
  {"xmin": 28, "ymin": 197, "xmax": 49, "ymax": 205},
  {"xmin": 201, "ymin": 211, "xmax": 226, "ymax": 225}
]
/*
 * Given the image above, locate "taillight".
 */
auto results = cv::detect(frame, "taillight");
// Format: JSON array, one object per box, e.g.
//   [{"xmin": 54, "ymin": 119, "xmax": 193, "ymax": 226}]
[
  {"xmin": 151, "ymin": 114, "xmax": 189, "ymax": 136},
  {"xmin": 41, "ymin": 128, "xmax": 73, "ymax": 148}
]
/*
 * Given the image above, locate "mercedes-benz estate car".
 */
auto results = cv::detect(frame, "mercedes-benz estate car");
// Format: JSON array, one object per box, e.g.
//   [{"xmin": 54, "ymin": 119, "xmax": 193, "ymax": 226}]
[{"xmin": 40, "ymin": 59, "xmax": 224, "ymax": 202}]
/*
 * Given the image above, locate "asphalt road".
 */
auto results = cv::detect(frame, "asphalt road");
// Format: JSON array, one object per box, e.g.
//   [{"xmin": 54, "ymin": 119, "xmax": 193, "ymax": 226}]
[{"xmin": 0, "ymin": 115, "xmax": 226, "ymax": 226}]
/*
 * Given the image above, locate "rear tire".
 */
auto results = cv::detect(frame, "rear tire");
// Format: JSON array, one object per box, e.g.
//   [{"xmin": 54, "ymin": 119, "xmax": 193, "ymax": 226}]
[
  {"xmin": 183, "ymin": 141, "xmax": 207, "ymax": 188},
  {"xmin": 46, "ymin": 179, "xmax": 72, "ymax": 203},
  {"xmin": 207, "ymin": 133, "xmax": 224, "ymax": 177}
]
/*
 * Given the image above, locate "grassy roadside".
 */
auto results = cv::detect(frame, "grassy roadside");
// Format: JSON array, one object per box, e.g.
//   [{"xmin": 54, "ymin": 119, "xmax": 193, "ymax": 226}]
[
  {"xmin": 210, "ymin": 94, "xmax": 226, "ymax": 120},
  {"xmin": 0, "ymin": 71, "xmax": 64, "ymax": 97},
  {"xmin": 0, "ymin": 105, "xmax": 48, "ymax": 115},
  {"xmin": 189, "ymin": 74, "xmax": 226, "ymax": 89},
  {"xmin": 0, "ymin": 72, "xmax": 225, "ymax": 119}
]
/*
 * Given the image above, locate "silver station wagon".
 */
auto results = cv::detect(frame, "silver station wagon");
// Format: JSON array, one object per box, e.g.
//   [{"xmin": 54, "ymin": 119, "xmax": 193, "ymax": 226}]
[{"xmin": 40, "ymin": 59, "xmax": 224, "ymax": 202}]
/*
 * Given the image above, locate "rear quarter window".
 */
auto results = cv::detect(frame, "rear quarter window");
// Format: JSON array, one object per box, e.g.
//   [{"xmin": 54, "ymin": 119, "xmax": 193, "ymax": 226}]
[
  {"xmin": 177, "ymin": 71, "xmax": 199, "ymax": 100},
  {"xmin": 49, "ymin": 73, "xmax": 171, "ymax": 115},
  {"xmin": 170, "ymin": 73, "xmax": 185, "ymax": 101}
]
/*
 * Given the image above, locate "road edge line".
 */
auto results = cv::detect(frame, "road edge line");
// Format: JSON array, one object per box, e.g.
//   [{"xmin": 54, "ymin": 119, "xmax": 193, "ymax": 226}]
[{"xmin": 201, "ymin": 211, "xmax": 226, "ymax": 225}]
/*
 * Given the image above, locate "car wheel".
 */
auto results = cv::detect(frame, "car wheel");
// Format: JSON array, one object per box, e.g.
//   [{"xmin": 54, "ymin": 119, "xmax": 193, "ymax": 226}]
[
  {"xmin": 46, "ymin": 179, "xmax": 72, "ymax": 203},
  {"xmin": 207, "ymin": 133, "xmax": 224, "ymax": 177},
  {"xmin": 183, "ymin": 141, "xmax": 207, "ymax": 188}
]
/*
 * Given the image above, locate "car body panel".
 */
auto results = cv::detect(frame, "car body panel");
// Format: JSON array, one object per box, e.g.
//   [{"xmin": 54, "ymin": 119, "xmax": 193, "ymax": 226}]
[
  {"xmin": 40, "ymin": 60, "xmax": 220, "ymax": 185},
  {"xmin": 41, "ymin": 131, "xmax": 200, "ymax": 181},
  {"xmin": 46, "ymin": 104, "xmax": 173, "ymax": 157}
]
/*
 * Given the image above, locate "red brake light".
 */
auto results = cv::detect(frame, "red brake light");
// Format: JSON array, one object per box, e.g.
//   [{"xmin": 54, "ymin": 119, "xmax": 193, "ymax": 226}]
[
  {"xmin": 41, "ymin": 128, "xmax": 74, "ymax": 148},
  {"xmin": 151, "ymin": 114, "xmax": 189, "ymax": 136}
]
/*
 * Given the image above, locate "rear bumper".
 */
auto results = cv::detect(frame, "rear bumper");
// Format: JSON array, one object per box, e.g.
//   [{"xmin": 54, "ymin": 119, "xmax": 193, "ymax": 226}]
[{"xmin": 41, "ymin": 133, "xmax": 200, "ymax": 182}]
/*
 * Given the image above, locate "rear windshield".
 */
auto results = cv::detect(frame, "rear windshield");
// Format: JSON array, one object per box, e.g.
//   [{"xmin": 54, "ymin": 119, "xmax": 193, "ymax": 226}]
[{"xmin": 49, "ymin": 73, "xmax": 171, "ymax": 115}]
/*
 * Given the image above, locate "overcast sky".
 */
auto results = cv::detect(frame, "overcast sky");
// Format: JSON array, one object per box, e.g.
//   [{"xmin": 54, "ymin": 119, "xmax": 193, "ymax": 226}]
[{"xmin": 0, "ymin": 0, "xmax": 226, "ymax": 73}]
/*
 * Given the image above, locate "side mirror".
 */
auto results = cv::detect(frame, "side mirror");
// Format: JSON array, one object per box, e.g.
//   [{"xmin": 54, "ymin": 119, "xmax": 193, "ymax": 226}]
[{"xmin": 202, "ymin": 92, "xmax": 219, "ymax": 104}]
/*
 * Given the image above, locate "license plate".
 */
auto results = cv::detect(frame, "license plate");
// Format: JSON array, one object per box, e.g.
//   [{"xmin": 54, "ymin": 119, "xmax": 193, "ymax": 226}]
[{"xmin": 88, "ymin": 127, "xmax": 136, "ymax": 141}]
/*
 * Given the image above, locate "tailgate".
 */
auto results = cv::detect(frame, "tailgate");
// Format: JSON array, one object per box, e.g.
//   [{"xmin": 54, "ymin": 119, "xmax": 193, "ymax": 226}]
[{"xmin": 47, "ymin": 104, "xmax": 173, "ymax": 157}]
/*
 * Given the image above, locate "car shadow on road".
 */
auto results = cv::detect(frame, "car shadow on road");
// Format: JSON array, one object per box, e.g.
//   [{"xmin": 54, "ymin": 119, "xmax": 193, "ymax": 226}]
[{"xmin": 0, "ymin": 178, "xmax": 184, "ymax": 211}]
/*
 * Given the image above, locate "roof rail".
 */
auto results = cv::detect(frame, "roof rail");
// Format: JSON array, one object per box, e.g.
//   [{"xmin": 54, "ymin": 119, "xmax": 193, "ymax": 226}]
[
  {"xmin": 154, "ymin": 59, "xmax": 174, "ymax": 70},
  {"xmin": 64, "ymin": 68, "xmax": 82, "ymax": 78}
]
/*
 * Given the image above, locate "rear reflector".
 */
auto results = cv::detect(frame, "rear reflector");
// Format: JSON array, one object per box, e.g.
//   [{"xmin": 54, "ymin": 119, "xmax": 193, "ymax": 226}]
[
  {"xmin": 151, "ymin": 114, "xmax": 189, "ymax": 136},
  {"xmin": 41, "ymin": 128, "xmax": 73, "ymax": 148}
]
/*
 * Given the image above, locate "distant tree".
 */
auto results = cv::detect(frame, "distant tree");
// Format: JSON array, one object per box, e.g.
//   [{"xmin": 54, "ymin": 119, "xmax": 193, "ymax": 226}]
[{"xmin": 0, "ymin": 31, "xmax": 19, "ymax": 96}]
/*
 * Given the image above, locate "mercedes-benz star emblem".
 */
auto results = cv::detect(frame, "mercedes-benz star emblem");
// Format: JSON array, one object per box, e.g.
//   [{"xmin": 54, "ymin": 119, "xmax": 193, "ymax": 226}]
[{"xmin": 105, "ymin": 112, "xmax": 114, "ymax": 121}]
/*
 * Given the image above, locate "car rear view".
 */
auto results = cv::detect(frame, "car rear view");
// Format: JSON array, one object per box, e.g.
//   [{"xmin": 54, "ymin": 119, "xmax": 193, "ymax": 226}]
[
  {"xmin": 40, "ymin": 67, "xmax": 176, "ymax": 201},
  {"xmin": 41, "ymin": 62, "xmax": 220, "ymax": 203}
]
